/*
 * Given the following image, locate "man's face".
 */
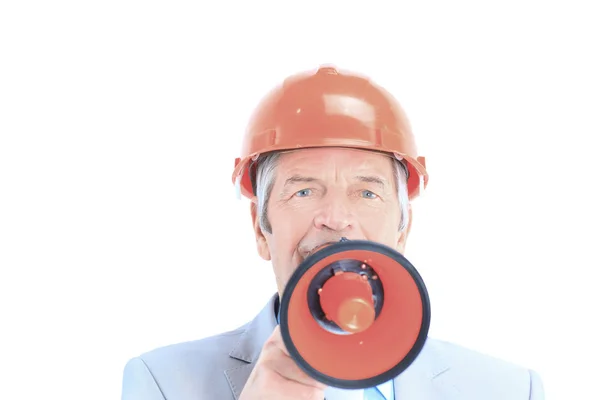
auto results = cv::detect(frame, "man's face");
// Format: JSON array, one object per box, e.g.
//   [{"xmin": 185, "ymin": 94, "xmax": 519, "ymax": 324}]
[{"xmin": 251, "ymin": 147, "xmax": 411, "ymax": 296}]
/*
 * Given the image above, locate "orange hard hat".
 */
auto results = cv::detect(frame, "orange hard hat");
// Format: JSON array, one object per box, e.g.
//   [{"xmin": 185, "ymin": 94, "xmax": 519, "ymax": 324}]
[{"xmin": 232, "ymin": 65, "xmax": 428, "ymax": 200}]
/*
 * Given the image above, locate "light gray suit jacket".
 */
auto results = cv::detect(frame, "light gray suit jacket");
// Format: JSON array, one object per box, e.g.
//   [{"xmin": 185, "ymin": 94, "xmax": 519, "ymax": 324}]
[{"xmin": 121, "ymin": 293, "xmax": 544, "ymax": 399}]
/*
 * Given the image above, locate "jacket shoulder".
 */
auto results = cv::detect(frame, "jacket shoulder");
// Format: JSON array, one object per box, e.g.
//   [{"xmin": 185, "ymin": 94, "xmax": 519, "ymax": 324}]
[
  {"xmin": 141, "ymin": 324, "xmax": 247, "ymax": 367},
  {"xmin": 428, "ymin": 338, "xmax": 544, "ymax": 399},
  {"xmin": 124, "ymin": 324, "xmax": 249, "ymax": 400}
]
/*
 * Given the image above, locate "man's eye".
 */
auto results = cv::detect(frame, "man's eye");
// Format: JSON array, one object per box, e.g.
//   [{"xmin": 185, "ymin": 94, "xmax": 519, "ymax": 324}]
[
  {"xmin": 295, "ymin": 189, "xmax": 312, "ymax": 197},
  {"xmin": 361, "ymin": 190, "xmax": 378, "ymax": 199}
]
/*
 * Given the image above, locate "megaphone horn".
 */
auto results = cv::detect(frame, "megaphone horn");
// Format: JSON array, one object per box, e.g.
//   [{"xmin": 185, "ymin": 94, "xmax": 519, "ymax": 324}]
[{"xmin": 278, "ymin": 238, "xmax": 431, "ymax": 389}]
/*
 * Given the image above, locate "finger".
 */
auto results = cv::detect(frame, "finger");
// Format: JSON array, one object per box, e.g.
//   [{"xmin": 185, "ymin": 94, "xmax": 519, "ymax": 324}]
[
  {"xmin": 272, "ymin": 353, "xmax": 326, "ymax": 389},
  {"xmin": 267, "ymin": 325, "xmax": 290, "ymax": 357},
  {"xmin": 263, "ymin": 328, "xmax": 326, "ymax": 390}
]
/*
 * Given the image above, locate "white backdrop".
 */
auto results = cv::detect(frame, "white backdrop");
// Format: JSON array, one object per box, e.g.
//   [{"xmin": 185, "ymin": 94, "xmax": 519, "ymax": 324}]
[{"xmin": 1, "ymin": 1, "xmax": 598, "ymax": 399}]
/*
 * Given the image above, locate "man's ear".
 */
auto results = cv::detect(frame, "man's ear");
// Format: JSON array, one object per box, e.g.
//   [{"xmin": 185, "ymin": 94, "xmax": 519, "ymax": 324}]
[
  {"xmin": 396, "ymin": 203, "xmax": 413, "ymax": 254},
  {"xmin": 250, "ymin": 199, "xmax": 271, "ymax": 261}
]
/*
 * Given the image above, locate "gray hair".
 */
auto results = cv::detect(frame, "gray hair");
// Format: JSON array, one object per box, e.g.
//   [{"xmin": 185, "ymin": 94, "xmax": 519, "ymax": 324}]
[{"xmin": 251, "ymin": 151, "xmax": 410, "ymax": 235}]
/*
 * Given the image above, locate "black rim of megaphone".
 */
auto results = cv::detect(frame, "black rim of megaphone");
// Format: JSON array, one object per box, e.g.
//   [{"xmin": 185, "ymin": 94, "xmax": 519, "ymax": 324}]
[{"xmin": 279, "ymin": 239, "xmax": 431, "ymax": 390}]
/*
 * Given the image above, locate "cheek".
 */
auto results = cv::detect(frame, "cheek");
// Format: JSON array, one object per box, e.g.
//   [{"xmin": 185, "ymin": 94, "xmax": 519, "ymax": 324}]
[
  {"xmin": 359, "ymin": 206, "xmax": 401, "ymax": 242},
  {"xmin": 269, "ymin": 207, "xmax": 313, "ymax": 252},
  {"xmin": 266, "ymin": 210, "xmax": 312, "ymax": 286}
]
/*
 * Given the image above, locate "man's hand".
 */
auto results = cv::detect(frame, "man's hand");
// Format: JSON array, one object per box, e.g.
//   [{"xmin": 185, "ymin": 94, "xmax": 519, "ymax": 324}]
[{"xmin": 239, "ymin": 325, "xmax": 327, "ymax": 400}]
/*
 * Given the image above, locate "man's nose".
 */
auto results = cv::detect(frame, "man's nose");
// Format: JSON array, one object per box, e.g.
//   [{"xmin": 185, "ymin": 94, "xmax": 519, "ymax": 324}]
[{"xmin": 313, "ymin": 193, "xmax": 355, "ymax": 232}]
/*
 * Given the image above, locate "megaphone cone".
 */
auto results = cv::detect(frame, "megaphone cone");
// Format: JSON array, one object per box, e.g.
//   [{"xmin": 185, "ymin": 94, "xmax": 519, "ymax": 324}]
[{"xmin": 279, "ymin": 238, "xmax": 431, "ymax": 389}]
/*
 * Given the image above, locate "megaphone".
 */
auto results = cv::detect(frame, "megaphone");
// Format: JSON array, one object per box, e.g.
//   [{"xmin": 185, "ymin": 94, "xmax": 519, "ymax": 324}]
[{"xmin": 278, "ymin": 238, "xmax": 430, "ymax": 389}]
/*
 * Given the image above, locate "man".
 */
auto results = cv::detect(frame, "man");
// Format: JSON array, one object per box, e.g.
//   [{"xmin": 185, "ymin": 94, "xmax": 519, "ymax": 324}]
[{"xmin": 121, "ymin": 65, "xmax": 544, "ymax": 399}]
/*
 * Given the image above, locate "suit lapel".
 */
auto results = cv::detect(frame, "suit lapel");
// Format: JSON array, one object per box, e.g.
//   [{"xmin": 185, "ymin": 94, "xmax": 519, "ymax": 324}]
[
  {"xmin": 224, "ymin": 294, "xmax": 279, "ymax": 399},
  {"xmin": 393, "ymin": 338, "xmax": 460, "ymax": 400}
]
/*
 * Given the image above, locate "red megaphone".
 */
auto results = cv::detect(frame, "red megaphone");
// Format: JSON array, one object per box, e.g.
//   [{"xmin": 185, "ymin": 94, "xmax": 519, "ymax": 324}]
[{"xmin": 278, "ymin": 238, "xmax": 431, "ymax": 389}]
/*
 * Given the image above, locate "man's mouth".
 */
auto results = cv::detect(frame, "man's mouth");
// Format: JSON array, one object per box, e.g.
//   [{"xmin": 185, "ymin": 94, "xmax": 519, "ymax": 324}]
[{"xmin": 298, "ymin": 239, "xmax": 347, "ymax": 261}]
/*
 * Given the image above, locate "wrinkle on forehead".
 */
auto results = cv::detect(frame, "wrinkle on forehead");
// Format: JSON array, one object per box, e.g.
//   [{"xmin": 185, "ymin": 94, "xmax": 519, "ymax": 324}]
[
  {"xmin": 280, "ymin": 148, "xmax": 393, "ymax": 174},
  {"xmin": 277, "ymin": 147, "xmax": 396, "ymax": 183}
]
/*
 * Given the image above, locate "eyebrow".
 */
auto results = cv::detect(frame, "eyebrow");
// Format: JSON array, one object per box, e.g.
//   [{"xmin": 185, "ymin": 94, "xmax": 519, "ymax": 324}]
[
  {"xmin": 284, "ymin": 175, "xmax": 319, "ymax": 187},
  {"xmin": 354, "ymin": 175, "xmax": 387, "ymax": 189},
  {"xmin": 283, "ymin": 175, "xmax": 388, "ymax": 188}
]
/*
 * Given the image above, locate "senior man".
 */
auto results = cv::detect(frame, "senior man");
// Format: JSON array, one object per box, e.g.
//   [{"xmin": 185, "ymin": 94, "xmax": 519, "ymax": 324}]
[{"xmin": 121, "ymin": 66, "xmax": 544, "ymax": 400}]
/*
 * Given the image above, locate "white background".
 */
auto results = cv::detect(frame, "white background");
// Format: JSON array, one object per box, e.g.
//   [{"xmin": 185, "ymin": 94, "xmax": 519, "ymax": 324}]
[{"xmin": 1, "ymin": 1, "xmax": 598, "ymax": 399}]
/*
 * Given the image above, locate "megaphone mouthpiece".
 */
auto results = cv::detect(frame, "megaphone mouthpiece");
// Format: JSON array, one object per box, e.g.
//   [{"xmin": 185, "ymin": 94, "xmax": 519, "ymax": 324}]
[
  {"xmin": 307, "ymin": 258, "xmax": 384, "ymax": 336},
  {"xmin": 319, "ymin": 270, "xmax": 376, "ymax": 333}
]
